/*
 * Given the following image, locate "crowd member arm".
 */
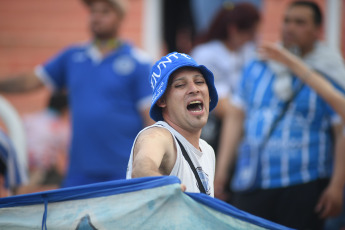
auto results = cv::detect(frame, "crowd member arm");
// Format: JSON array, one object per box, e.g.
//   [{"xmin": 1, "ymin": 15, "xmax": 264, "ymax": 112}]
[
  {"xmin": 0, "ymin": 71, "xmax": 44, "ymax": 93},
  {"xmin": 258, "ymin": 42, "xmax": 345, "ymax": 121},
  {"xmin": 214, "ymin": 102, "xmax": 245, "ymax": 200},
  {"xmin": 316, "ymin": 123, "xmax": 345, "ymax": 218}
]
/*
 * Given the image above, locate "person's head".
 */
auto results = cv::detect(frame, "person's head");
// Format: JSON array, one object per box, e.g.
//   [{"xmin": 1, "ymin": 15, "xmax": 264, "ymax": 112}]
[
  {"xmin": 201, "ymin": 2, "xmax": 260, "ymax": 48},
  {"xmin": 282, "ymin": 1, "xmax": 322, "ymax": 55},
  {"xmin": 150, "ymin": 52, "xmax": 218, "ymax": 132},
  {"xmin": 48, "ymin": 92, "xmax": 69, "ymax": 115},
  {"xmin": 83, "ymin": 0, "xmax": 127, "ymax": 40}
]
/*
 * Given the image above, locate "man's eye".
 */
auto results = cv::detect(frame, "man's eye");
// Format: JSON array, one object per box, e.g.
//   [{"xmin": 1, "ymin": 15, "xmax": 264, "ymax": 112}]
[
  {"xmin": 196, "ymin": 81, "xmax": 205, "ymax": 85},
  {"xmin": 295, "ymin": 19, "xmax": 305, "ymax": 25},
  {"xmin": 175, "ymin": 84, "xmax": 184, "ymax": 88}
]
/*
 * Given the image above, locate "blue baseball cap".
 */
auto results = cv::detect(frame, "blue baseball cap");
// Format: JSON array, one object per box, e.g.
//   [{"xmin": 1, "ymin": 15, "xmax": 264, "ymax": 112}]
[{"xmin": 149, "ymin": 52, "xmax": 218, "ymax": 121}]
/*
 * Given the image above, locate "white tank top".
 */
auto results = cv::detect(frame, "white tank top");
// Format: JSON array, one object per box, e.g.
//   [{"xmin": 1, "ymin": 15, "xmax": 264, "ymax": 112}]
[{"xmin": 126, "ymin": 121, "xmax": 215, "ymax": 197}]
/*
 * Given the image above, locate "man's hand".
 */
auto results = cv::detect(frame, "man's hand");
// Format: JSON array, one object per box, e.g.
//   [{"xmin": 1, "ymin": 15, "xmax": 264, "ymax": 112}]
[
  {"xmin": 180, "ymin": 184, "xmax": 186, "ymax": 192},
  {"xmin": 257, "ymin": 42, "xmax": 295, "ymax": 65},
  {"xmin": 315, "ymin": 184, "xmax": 344, "ymax": 218}
]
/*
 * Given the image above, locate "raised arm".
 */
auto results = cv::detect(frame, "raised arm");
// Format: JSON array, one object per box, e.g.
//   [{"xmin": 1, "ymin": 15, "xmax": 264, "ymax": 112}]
[
  {"xmin": 131, "ymin": 127, "xmax": 176, "ymax": 178},
  {"xmin": 0, "ymin": 71, "xmax": 44, "ymax": 93},
  {"xmin": 258, "ymin": 42, "xmax": 345, "ymax": 121},
  {"xmin": 214, "ymin": 102, "xmax": 245, "ymax": 200}
]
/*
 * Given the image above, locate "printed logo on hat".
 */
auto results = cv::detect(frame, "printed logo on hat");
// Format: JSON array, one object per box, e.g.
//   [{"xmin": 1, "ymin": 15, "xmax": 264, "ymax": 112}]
[
  {"xmin": 150, "ymin": 52, "xmax": 192, "ymax": 90},
  {"xmin": 149, "ymin": 52, "xmax": 218, "ymax": 121}
]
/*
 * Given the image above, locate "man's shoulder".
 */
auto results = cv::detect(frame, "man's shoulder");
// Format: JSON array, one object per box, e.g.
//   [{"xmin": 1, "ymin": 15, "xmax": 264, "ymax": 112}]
[
  {"xmin": 119, "ymin": 42, "xmax": 152, "ymax": 65},
  {"xmin": 52, "ymin": 42, "xmax": 90, "ymax": 58},
  {"xmin": 192, "ymin": 40, "xmax": 227, "ymax": 58},
  {"xmin": 138, "ymin": 125, "xmax": 173, "ymax": 142}
]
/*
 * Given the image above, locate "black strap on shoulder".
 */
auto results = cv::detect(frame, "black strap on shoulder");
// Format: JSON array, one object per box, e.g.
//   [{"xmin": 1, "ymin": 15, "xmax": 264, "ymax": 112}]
[
  {"xmin": 259, "ymin": 81, "xmax": 305, "ymax": 152},
  {"xmin": 175, "ymin": 138, "xmax": 207, "ymax": 194}
]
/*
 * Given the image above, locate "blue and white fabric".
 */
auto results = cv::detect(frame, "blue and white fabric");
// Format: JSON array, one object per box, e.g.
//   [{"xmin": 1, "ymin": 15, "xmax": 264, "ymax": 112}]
[
  {"xmin": 0, "ymin": 176, "xmax": 293, "ymax": 230},
  {"xmin": 231, "ymin": 52, "xmax": 345, "ymax": 191},
  {"xmin": 0, "ymin": 129, "xmax": 28, "ymax": 189}
]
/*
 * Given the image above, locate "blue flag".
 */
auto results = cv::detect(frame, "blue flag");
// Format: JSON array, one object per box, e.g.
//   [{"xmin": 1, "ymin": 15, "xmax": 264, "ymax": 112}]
[{"xmin": 0, "ymin": 176, "xmax": 294, "ymax": 230}]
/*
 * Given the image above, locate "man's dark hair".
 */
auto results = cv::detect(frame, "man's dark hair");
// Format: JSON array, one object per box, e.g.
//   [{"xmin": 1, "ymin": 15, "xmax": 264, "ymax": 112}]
[
  {"xmin": 48, "ymin": 92, "xmax": 68, "ymax": 114},
  {"xmin": 196, "ymin": 2, "xmax": 260, "ymax": 44},
  {"xmin": 289, "ymin": 1, "xmax": 323, "ymax": 26}
]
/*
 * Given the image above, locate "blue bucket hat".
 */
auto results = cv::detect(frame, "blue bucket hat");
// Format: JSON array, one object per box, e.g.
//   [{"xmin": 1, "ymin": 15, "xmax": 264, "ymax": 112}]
[{"xmin": 149, "ymin": 52, "xmax": 218, "ymax": 121}]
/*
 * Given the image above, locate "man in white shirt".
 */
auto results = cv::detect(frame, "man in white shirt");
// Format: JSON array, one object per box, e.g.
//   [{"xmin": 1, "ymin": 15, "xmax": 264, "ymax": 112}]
[{"xmin": 127, "ymin": 52, "xmax": 218, "ymax": 196}]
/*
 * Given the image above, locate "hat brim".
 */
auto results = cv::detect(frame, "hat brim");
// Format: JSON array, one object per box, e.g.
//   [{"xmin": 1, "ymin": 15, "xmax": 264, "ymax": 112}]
[{"xmin": 150, "ymin": 64, "xmax": 218, "ymax": 121}]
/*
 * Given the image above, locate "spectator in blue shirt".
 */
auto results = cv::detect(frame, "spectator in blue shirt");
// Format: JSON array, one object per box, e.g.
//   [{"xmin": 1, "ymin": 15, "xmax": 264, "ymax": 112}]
[
  {"xmin": 0, "ymin": 0, "xmax": 153, "ymax": 187},
  {"xmin": 215, "ymin": 1, "xmax": 345, "ymax": 229}
]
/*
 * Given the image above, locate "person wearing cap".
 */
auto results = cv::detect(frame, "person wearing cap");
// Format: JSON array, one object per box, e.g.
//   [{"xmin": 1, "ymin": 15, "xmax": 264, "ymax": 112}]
[
  {"xmin": 126, "ymin": 52, "xmax": 218, "ymax": 196},
  {"xmin": 0, "ymin": 0, "xmax": 153, "ymax": 187}
]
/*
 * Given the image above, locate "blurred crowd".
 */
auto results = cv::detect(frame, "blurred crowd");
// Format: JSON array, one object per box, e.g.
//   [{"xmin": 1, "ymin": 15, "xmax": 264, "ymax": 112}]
[{"xmin": 0, "ymin": 0, "xmax": 344, "ymax": 229}]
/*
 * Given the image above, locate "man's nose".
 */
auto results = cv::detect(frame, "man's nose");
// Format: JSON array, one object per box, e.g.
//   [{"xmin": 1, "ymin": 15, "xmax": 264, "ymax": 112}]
[{"xmin": 188, "ymin": 82, "xmax": 200, "ymax": 94}]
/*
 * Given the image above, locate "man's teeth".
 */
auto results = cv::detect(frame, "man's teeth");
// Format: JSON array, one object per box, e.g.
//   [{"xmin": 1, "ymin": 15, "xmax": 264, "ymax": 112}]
[
  {"xmin": 189, "ymin": 100, "xmax": 201, "ymax": 105},
  {"xmin": 188, "ymin": 100, "xmax": 203, "ymax": 112}
]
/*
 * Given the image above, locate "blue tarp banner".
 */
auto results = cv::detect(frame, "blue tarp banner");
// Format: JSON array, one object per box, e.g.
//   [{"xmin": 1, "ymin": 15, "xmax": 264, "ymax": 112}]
[{"xmin": 0, "ymin": 176, "xmax": 294, "ymax": 229}]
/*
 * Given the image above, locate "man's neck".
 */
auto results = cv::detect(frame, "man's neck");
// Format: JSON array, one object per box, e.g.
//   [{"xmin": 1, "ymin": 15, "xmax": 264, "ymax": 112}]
[
  {"xmin": 286, "ymin": 41, "xmax": 316, "ymax": 58},
  {"xmin": 94, "ymin": 38, "xmax": 121, "ymax": 55},
  {"xmin": 300, "ymin": 44, "xmax": 315, "ymax": 57},
  {"xmin": 165, "ymin": 121, "xmax": 202, "ymax": 150}
]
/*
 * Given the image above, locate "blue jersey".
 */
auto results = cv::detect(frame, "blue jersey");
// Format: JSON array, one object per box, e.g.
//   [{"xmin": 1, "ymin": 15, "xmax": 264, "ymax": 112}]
[
  {"xmin": 36, "ymin": 42, "xmax": 152, "ymax": 187},
  {"xmin": 231, "ymin": 60, "xmax": 344, "ymax": 191},
  {"xmin": 0, "ymin": 129, "xmax": 28, "ymax": 189}
]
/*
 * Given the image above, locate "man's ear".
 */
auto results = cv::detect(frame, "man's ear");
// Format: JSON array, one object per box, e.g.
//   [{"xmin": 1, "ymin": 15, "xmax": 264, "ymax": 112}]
[{"xmin": 157, "ymin": 97, "xmax": 167, "ymax": 108}]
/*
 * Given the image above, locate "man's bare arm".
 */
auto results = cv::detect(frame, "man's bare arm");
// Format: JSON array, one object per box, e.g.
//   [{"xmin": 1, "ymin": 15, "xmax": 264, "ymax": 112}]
[
  {"xmin": 316, "ymin": 123, "xmax": 345, "ymax": 218},
  {"xmin": 0, "ymin": 71, "xmax": 44, "ymax": 93},
  {"xmin": 258, "ymin": 42, "xmax": 345, "ymax": 121},
  {"xmin": 131, "ymin": 127, "xmax": 176, "ymax": 178}
]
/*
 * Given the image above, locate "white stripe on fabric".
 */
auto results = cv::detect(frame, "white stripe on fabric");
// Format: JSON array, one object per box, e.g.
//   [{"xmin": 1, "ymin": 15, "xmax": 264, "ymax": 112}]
[
  {"xmin": 257, "ymin": 70, "xmax": 274, "ymax": 189},
  {"xmin": 0, "ymin": 132, "xmax": 28, "ymax": 188},
  {"xmin": 231, "ymin": 62, "xmax": 264, "ymax": 110},
  {"xmin": 251, "ymin": 68, "xmax": 272, "ymax": 139},
  {"xmin": 7, "ymin": 150, "xmax": 19, "ymax": 189},
  {"xmin": 318, "ymin": 119, "xmax": 328, "ymax": 177},
  {"xmin": 252, "ymin": 68, "xmax": 271, "ymax": 109},
  {"xmin": 131, "ymin": 47, "xmax": 151, "ymax": 64},
  {"xmin": 251, "ymin": 62, "xmax": 264, "ymax": 80},
  {"xmin": 281, "ymin": 103, "xmax": 294, "ymax": 187},
  {"xmin": 301, "ymin": 90, "xmax": 316, "ymax": 182},
  {"xmin": 261, "ymin": 145, "xmax": 270, "ymax": 189},
  {"xmin": 34, "ymin": 66, "xmax": 56, "ymax": 92},
  {"xmin": 301, "ymin": 126, "xmax": 310, "ymax": 183},
  {"xmin": 86, "ymin": 45, "xmax": 102, "ymax": 64}
]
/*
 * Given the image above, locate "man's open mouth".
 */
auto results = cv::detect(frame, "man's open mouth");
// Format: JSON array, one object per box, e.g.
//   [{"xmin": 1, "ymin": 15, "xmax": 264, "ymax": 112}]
[{"xmin": 187, "ymin": 100, "xmax": 204, "ymax": 112}]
